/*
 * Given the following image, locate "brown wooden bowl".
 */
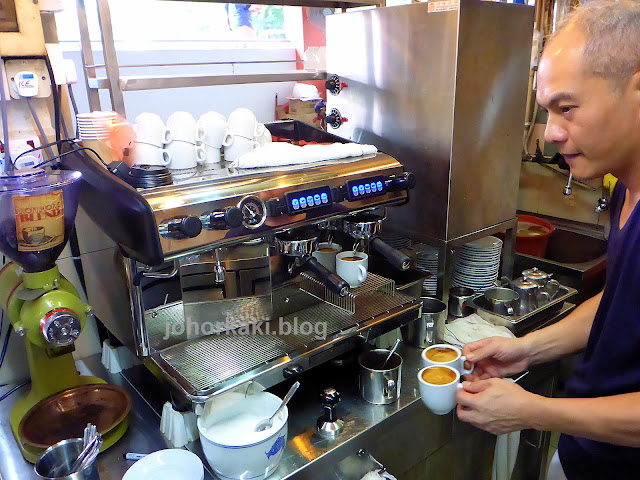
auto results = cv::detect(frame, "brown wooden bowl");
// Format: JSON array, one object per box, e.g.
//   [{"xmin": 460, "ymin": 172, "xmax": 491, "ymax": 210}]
[{"xmin": 19, "ymin": 384, "xmax": 131, "ymax": 449}]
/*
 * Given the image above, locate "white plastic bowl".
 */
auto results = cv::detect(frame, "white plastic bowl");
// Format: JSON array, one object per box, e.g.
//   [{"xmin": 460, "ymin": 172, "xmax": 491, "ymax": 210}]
[{"xmin": 197, "ymin": 392, "xmax": 288, "ymax": 480}]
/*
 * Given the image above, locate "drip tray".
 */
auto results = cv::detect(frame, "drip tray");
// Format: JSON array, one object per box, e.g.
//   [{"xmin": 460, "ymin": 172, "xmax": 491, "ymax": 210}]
[{"xmin": 147, "ymin": 275, "xmax": 419, "ymax": 402}]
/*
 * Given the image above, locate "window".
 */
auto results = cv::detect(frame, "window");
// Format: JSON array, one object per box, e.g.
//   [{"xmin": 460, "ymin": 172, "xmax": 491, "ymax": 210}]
[{"xmin": 55, "ymin": 0, "xmax": 297, "ymax": 43}]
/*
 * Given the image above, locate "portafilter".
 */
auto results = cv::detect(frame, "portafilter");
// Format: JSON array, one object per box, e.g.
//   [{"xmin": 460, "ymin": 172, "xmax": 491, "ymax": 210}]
[
  {"xmin": 275, "ymin": 228, "xmax": 350, "ymax": 297},
  {"xmin": 342, "ymin": 210, "xmax": 411, "ymax": 271}
]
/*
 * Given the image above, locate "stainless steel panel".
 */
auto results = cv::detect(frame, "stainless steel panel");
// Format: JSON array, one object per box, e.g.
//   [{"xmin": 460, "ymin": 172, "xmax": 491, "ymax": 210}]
[{"xmin": 327, "ymin": 1, "xmax": 534, "ymax": 243}]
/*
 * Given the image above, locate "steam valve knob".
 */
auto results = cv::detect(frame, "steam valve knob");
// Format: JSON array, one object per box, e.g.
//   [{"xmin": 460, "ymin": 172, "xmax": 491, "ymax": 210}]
[
  {"xmin": 326, "ymin": 75, "xmax": 348, "ymax": 95},
  {"xmin": 207, "ymin": 207, "xmax": 243, "ymax": 229},
  {"xmin": 326, "ymin": 108, "xmax": 347, "ymax": 129},
  {"xmin": 161, "ymin": 216, "xmax": 203, "ymax": 239}
]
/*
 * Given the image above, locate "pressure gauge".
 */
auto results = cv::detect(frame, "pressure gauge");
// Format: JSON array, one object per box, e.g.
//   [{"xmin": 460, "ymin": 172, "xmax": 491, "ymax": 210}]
[{"xmin": 238, "ymin": 195, "xmax": 267, "ymax": 230}]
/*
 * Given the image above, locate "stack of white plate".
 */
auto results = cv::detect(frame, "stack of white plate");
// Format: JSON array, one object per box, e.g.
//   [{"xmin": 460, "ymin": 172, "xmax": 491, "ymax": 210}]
[
  {"xmin": 377, "ymin": 232, "xmax": 411, "ymax": 250},
  {"xmin": 414, "ymin": 243, "xmax": 439, "ymax": 295},
  {"xmin": 451, "ymin": 236, "xmax": 502, "ymax": 292}
]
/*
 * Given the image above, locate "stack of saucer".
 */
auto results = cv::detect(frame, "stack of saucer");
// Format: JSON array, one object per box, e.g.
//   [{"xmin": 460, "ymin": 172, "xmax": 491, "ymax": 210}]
[
  {"xmin": 451, "ymin": 236, "xmax": 502, "ymax": 292},
  {"xmin": 76, "ymin": 111, "xmax": 117, "ymax": 140},
  {"xmin": 377, "ymin": 232, "xmax": 411, "ymax": 250},
  {"xmin": 413, "ymin": 243, "xmax": 439, "ymax": 295}
]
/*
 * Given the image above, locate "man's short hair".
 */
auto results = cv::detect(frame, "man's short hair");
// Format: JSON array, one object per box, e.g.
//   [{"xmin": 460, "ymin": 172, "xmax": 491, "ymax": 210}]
[{"xmin": 555, "ymin": 0, "xmax": 640, "ymax": 88}]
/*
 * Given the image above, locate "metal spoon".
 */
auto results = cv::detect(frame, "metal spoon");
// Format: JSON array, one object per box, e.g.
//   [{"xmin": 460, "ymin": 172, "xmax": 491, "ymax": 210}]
[
  {"xmin": 381, "ymin": 339, "xmax": 401, "ymax": 369},
  {"xmin": 254, "ymin": 381, "xmax": 300, "ymax": 432}
]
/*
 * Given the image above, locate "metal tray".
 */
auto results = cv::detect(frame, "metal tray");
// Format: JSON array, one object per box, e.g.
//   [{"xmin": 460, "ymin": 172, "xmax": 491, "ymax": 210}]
[{"xmin": 467, "ymin": 285, "xmax": 577, "ymax": 333}]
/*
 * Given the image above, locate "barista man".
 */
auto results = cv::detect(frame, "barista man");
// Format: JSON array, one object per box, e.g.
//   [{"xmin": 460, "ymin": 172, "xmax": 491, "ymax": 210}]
[{"xmin": 455, "ymin": 1, "xmax": 640, "ymax": 478}]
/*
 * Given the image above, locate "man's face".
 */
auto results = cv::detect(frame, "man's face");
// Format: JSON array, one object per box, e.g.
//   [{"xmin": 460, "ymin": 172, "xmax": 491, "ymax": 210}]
[{"xmin": 537, "ymin": 29, "xmax": 640, "ymax": 181}]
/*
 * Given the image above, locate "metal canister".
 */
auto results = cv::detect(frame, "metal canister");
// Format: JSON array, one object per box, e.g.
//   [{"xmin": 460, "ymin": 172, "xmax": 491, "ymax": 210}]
[
  {"xmin": 401, "ymin": 297, "xmax": 447, "ymax": 347},
  {"xmin": 358, "ymin": 349, "xmax": 402, "ymax": 405}
]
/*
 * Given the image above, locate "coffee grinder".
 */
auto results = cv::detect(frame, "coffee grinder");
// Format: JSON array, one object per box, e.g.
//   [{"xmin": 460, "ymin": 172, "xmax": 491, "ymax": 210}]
[{"xmin": 0, "ymin": 168, "xmax": 129, "ymax": 462}]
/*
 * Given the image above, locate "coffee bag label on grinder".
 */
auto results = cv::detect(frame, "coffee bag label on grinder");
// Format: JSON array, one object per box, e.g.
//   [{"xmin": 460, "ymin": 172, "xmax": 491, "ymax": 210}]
[{"xmin": 13, "ymin": 190, "xmax": 65, "ymax": 252}]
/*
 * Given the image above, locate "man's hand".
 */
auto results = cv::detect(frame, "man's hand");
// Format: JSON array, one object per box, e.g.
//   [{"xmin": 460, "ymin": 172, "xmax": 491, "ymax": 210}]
[
  {"xmin": 456, "ymin": 378, "xmax": 536, "ymax": 435},
  {"xmin": 462, "ymin": 336, "xmax": 531, "ymax": 381}
]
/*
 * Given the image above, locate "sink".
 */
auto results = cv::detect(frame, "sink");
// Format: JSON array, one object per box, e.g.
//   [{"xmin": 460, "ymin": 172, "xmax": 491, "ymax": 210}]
[{"xmin": 514, "ymin": 225, "xmax": 607, "ymax": 304}]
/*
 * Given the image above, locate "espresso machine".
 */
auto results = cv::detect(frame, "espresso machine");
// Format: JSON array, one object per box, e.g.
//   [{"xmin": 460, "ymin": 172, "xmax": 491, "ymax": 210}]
[
  {"xmin": 59, "ymin": 120, "xmax": 420, "ymax": 407},
  {"xmin": 0, "ymin": 168, "xmax": 129, "ymax": 462}
]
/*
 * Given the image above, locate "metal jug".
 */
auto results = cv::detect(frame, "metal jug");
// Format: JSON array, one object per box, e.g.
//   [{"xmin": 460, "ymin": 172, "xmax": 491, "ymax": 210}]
[
  {"xmin": 522, "ymin": 267, "xmax": 561, "ymax": 299},
  {"xmin": 510, "ymin": 278, "xmax": 545, "ymax": 314}
]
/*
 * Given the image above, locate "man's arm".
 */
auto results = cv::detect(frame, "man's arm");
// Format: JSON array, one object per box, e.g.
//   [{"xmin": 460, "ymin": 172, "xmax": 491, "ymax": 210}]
[
  {"xmin": 523, "ymin": 290, "xmax": 603, "ymax": 364},
  {"xmin": 529, "ymin": 392, "xmax": 640, "ymax": 447},
  {"xmin": 458, "ymin": 378, "xmax": 640, "ymax": 447}
]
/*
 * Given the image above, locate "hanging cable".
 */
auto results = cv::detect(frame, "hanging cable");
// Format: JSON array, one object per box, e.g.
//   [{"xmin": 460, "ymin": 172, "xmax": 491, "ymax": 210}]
[
  {"xmin": 10, "ymin": 138, "xmax": 72, "ymax": 167},
  {"xmin": 26, "ymin": 97, "xmax": 56, "ymax": 161},
  {"xmin": 0, "ymin": 325, "xmax": 12, "ymax": 370},
  {"xmin": 0, "ymin": 382, "xmax": 29, "ymax": 403},
  {"xmin": 68, "ymin": 84, "xmax": 80, "ymax": 139},
  {"xmin": 0, "ymin": 60, "xmax": 12, "ymax": 173},
  {"xmin": 32, "ymin": 145, "xmax": 108, "ymax": 169},
  {"xmin": 44, "ymin": 56, "xmax": 61, "ymax": 144}
]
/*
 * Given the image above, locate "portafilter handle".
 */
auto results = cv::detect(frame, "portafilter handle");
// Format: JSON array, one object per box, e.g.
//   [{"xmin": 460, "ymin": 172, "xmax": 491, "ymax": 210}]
[
  {"xmin": 370, "ymin": 237, "xmax": 411, "ymax": 271},
  {"xmin": 303, "ymin": 256, "xmax": 350, "ymax": 297}
]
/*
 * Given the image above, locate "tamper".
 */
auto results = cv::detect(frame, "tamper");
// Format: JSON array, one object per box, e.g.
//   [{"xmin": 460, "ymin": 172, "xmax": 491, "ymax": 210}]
[{"xmin": 317, "ymin": 387, "xmax": 344, "ymax": 437}]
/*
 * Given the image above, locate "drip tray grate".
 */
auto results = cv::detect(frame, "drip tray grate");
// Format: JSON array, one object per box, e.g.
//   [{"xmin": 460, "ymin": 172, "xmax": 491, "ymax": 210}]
[{"xmin": 154, "ymin": 282, "xmax": 417, "ymax": 397}]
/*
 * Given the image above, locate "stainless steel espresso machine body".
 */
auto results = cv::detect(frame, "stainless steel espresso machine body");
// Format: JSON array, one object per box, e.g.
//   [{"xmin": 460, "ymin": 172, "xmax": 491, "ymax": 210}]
[{"xmin": 60, "ymin": 121, "xmax": 420, "ymax": 406}]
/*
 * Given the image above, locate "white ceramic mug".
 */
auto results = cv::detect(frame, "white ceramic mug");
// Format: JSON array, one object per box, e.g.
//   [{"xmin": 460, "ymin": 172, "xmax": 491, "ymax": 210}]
[
  {"xmin": 167, "ymin": 111, "xmax": 202, "ymax": 144},
  {"xmin": 336, "ymin": 251, "xmax": 368, "ymax": 288},
  {"xmin": 166, "ymin": 140, "xmax": 205, "ymax": 169},
  {"xmin": 227, "ymin": 108, "xmax": 265, "ymax": 140},
  {"xmin": 418, "ymin": 365, "xmax": 464, "ymax": 415},
  {"xmin": 421, "ymin": 344, "xmax": 474, "ymax": 375},
  {"xmin": 223, "ymin": 135, "xmax": 260, "ymax": 162},
  {"xmin": 131, "ymin": 142, "xmax": 171, "ymax": 166},
  {"xmin": 256, "ymin": 127, "xmax": 272, "ymax": 146},
  {"xmin": 197, "ymin": 112, "xmax": 227, "ymax": 147},
  {"xmin": 312, "ymin": 242, "xmax": 343, "ymax": 273},
  {"xmin": 134, "ymin": 113, "xmax": 171, "ymax": 147}
]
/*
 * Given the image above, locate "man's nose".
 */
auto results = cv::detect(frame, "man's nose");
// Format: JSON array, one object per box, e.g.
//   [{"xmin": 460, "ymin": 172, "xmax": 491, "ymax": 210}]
[{"xmin": 544, "ymin": 117, "xmax": 568, "ymax": 144}]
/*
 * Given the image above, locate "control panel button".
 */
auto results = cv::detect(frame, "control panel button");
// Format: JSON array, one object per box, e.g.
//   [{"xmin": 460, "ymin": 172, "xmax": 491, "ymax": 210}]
[
  {"xmin": 307, "ymin": 195, "xmax": 314, "ymax": 207},
  {"xmin": 321, "ymin": 193, "xmax": 329, "ymax": 204},
  {"xmin": 292, "ymin": 199, "xmax": 300, "ymax": 210},
  {"xmin": 313, "ymin": 194, "xmax": 321, "ymax": 205},
  {"xmin": 300, "ymin": 197, "xmax": 307, "ymax": 208}
]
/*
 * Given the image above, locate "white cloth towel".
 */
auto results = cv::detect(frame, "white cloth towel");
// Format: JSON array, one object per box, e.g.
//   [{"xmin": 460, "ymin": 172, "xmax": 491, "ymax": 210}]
[
  {"xmin": 231, "ymin": 142, "xmax": 378, "ymax": 168},
  {"xmin": 492, "ymin": 429, "xmax": 520, "ymax": 480},
  {"xmin": 442, "ymin": 313, "xmax": 516, "ymax": 347},
  {"xmin": 360, "ymin": 471, "xmax": 397, "ymax": 480}
]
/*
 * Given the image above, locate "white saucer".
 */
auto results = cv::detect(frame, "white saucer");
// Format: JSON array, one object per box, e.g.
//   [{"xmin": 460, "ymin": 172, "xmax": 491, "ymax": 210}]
[{"xmin": 122, "ymin": 449, "xmax": 204, "ymax": 480}]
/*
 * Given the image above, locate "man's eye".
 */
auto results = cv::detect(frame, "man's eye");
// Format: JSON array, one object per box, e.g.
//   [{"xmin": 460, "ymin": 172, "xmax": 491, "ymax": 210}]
[{"xmin": 560, "ymin": 106, "xmax": 574, "ymax": 114}]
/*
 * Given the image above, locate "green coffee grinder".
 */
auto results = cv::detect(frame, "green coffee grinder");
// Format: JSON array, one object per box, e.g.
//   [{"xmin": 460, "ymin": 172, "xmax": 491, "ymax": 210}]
[{"xmin": 0, "ymin": 168, "xmax": 128, "ymax": 463}]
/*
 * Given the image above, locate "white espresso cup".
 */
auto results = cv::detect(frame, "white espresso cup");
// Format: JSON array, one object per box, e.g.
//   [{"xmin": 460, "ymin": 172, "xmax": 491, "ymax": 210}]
[
  {"xmin": 421, "ymin": 344, "xmax": 474, "ymax": 376},
  {"xmin": 227, "ymin": 108, "xmax": 265, "ymax": 140},
  {"xmin": 167, "ymin": 111, "xmax": 202, "ymax": 144},
  {"xmin": 132, "ymin": 142, "xmax": 171, "ymax": 166},
  {"xmin": 134, "ymin": 112, "xmax": 171, "ymax": 147},
  {"xmin": 223, "ymin": 135, "xmax": 260, "ymax": 162},
  {"xmin": 312, "ymin": 242, "xmax": 343, "ymax": 273},
  {"xmin": 166, "ymin": 140, "xmax": 205, "ymax": 170},
  {"xmin": 336, "ymin": 251, "xmax": 368, "ymax": 288},
  {"xmin": 418, "ymin": 365, "xmax": 464, "ymax": 415}
]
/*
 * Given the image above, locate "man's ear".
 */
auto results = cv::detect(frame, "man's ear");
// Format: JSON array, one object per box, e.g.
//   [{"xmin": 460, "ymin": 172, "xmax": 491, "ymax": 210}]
[{"xmin": 630, "ymin": 71, "xmax": 640, "ymax": 109}]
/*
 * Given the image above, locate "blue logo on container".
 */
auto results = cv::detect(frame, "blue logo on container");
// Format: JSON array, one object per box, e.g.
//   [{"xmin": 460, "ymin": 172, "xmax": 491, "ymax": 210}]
[{"xmin": 265, "ymin": 435, "xmax": 286, "ymax": 459}]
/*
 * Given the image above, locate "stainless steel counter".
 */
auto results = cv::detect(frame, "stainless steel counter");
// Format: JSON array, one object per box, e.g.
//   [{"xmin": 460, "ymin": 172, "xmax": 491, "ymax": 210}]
[{"xmin": 0, "ymin": 303, "xmax": 574, "ymax": 480}]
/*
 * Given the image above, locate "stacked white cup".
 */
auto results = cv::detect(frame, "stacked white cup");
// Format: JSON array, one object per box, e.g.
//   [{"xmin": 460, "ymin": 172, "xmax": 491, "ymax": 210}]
[
  {"xmin": 132, "ymin": 113, "xmax": 172, "ymax": 167},
  {"xmin": 196, "ymin": 112, "xmax": 227, "ymax": 165},
  {"xmin": 223, "ymin": 108, "xmax": 266, "ymax": 162},
  {"xmin": 166, "ymin": 111, "xmax": 205, "ymax": 170}
]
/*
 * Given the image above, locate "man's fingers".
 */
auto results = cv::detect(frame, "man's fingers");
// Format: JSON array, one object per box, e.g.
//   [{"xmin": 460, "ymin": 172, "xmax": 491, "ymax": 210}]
[
  {"xmin": 464, "ymin": 340, "xmax": 501, "ymax": 363},
  {"xmin": 462, "ymin": 338, "xmax": 492, "ymax": 357},
  {"xmin": 462, "ymin": 379, "xmax": 492, "ymax": 393}
]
